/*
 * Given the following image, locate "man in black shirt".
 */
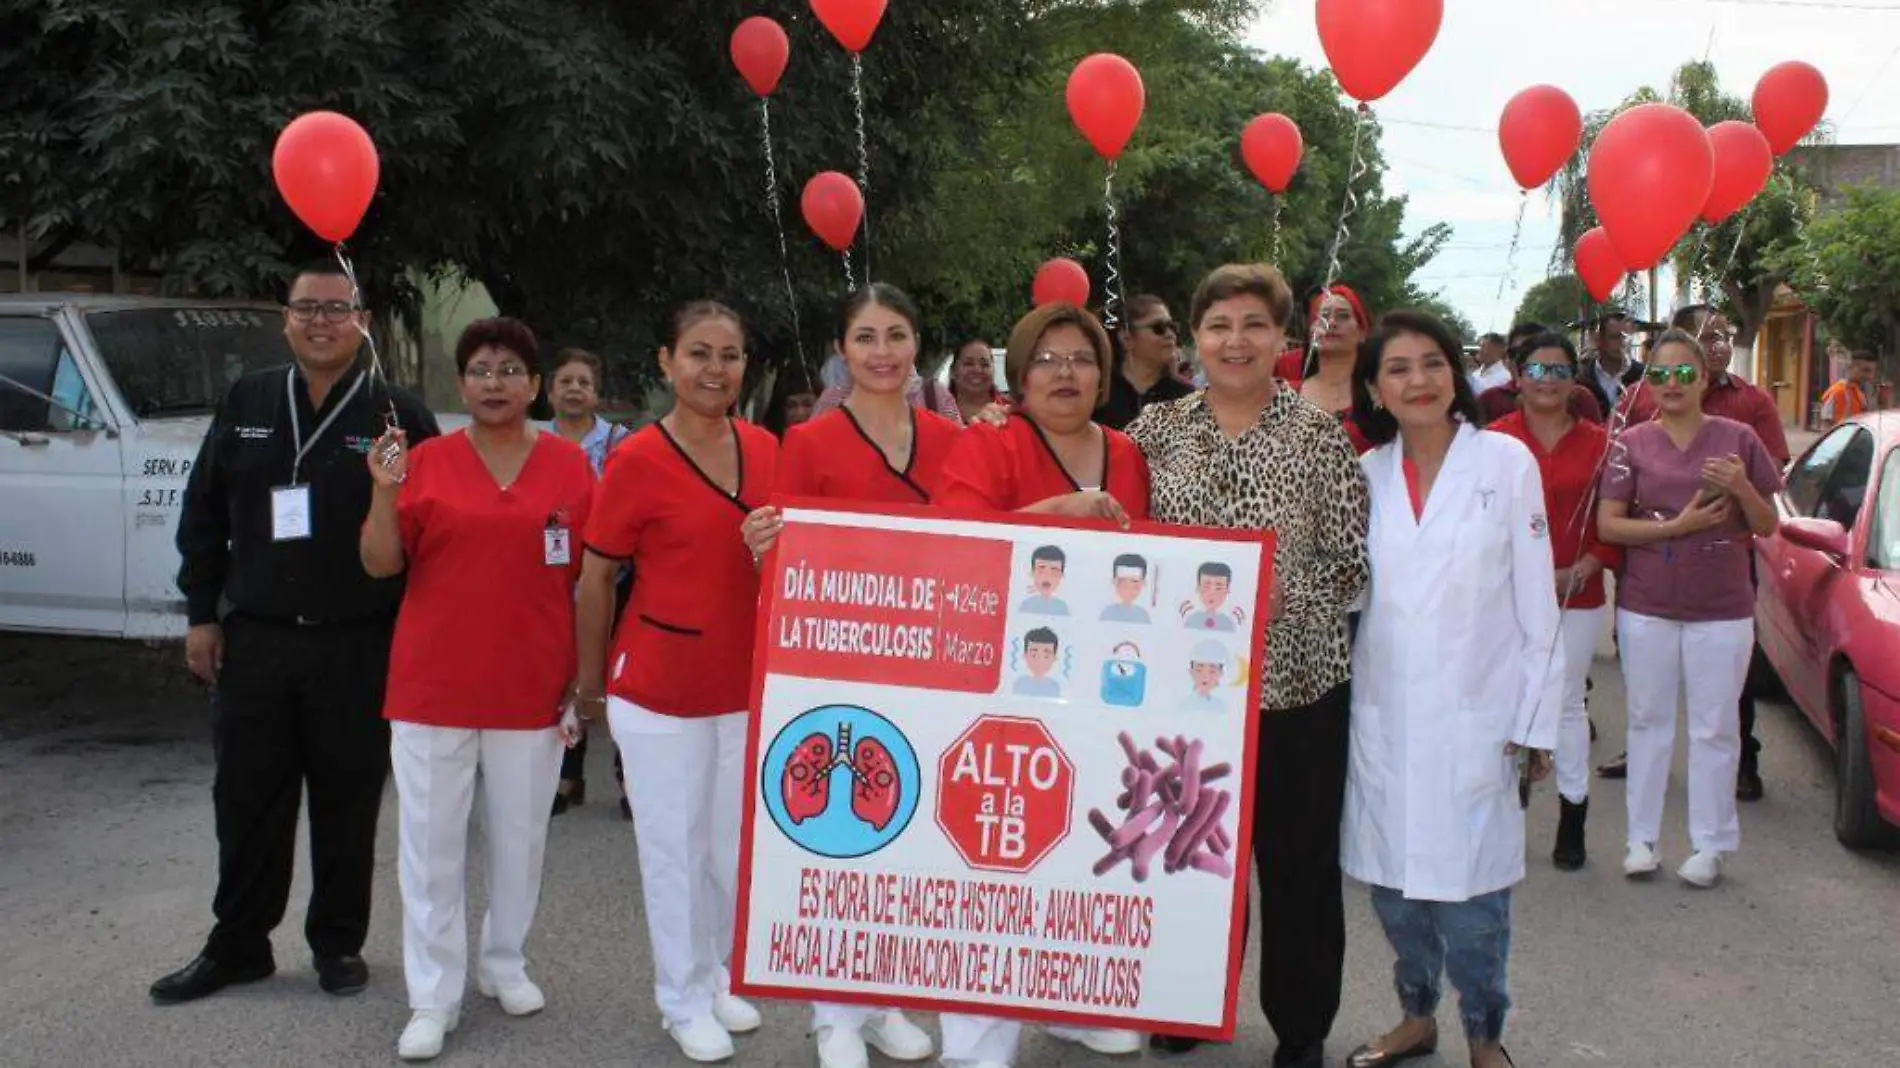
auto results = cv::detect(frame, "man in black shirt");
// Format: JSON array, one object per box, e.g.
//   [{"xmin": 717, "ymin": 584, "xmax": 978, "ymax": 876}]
[
  {"xmin": 150, "ymin": 262, "xmax": 440, "ymax": 1005},
  {"xmin": 1095, "ymin": 293, "xmax": 1194, "ymax": 430}
]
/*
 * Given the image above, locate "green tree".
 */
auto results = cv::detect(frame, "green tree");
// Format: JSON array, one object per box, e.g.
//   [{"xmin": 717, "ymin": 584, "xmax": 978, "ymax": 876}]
[
  {"xmin": 1409, "ymin": 294, "xmax": 1476, "ymax": 344},
  {"xmin": 1775, "ymin": 186, "xmax": 1900, "ymax": 355},
  {"xmin": 1513, "ymin": 274, "xmax": 1589, "ymax": 330}
]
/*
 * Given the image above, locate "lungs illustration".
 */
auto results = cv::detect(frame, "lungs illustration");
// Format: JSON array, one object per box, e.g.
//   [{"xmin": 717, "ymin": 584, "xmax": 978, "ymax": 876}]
[
  {"xmin": 783, "ymin": 733, "xmax": 835, "ymax": 825},
  {"xmin": 851, "ymin": 736, "xmax": 902, "ymax": 831}
]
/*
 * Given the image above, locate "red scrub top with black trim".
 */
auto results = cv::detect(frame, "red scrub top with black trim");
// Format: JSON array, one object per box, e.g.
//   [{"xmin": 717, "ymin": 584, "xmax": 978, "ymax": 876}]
[
  {"xmin": 1486, "ymin": 411, "xmax": 1622, "ymax": 610},
  {"xmin": 936, "ymin": 415, "xmax": 1151, "ymax": 519},
  {"xmin": 779, "ymin": 407, "xmax": 962, "ymax": 503},
  {"xmin": 385, "ymin": 431, "xmax": 596, "ymax": 729},
  {"xmin": 584, "ymin": 419, "xmax": 778, "ymax": 716}
]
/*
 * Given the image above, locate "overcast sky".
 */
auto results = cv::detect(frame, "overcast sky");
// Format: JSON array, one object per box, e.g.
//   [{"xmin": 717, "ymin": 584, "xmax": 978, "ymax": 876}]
[{"xmin": 1243, "ymin": 0, "xmax": 1900, "ymax": 332}]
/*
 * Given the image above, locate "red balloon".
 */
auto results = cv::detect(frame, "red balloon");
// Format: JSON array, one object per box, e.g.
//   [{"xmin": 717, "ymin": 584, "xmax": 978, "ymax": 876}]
[
  {"xmin": 1066, "ymin": 54, "xmax": 1145, "ymax": 161},
  {"xmin": 1586, "ymin": 103, "xmax": 1714, "ymax": 270},
  {"xmin": 810, "ymin": 0, "xmax": 887, "ymax": 54},
  {"xmin": 1752, "ymin": 61, "xmax": 1828, "ymax": 156},
  {"xmin": 800, "ymin": 172, "xmax": 863, "ymax": 253},
  {"xmin": 1574, "ymin": 227, "xmax": 1626, "ymax": 303},
  {"xmin": 730, "ymin": 17, "xmax": 790, "ymax": 97},
  {"xmin": 1241, "ymin": 114, "xmax": 1304, "ymax": 194},
  {"xmin": 1702, "ymin": 121, "xmax": 1774, "ymax": 224},
  {"xmin": 1498, "ymin": 85, "xmax": 1582, "ymax": 190},
  {"xmin": 272, "ymin": 111, "xmax": 379, "ymax": 243},
  {"xmin": 1032, "ymin": 258, "xmax": 1091, "ymax": 307},
  {"xmin": 1316, "ymin": 0, "xmax": 1444, "ymax": 103}
]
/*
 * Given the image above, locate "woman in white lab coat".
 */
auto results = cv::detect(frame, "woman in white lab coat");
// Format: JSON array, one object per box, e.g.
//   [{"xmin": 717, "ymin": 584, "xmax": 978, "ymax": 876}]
[{"xmin": 1340, "ymin": 310, "xmax": 1563, "ymax": 1068}]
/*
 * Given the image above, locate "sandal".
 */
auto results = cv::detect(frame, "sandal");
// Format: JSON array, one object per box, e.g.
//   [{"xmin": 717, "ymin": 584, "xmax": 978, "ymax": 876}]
[{"xmin": 1347, "ymin": 1020, "xmax": 1437, "ymax": 1068}]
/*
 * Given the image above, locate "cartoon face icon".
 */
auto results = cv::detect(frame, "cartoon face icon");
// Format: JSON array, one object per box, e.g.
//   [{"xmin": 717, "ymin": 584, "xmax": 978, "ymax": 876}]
[
  {"xmin": 1023, "ymin": 629, "xmax": 1060, "ymax": 678},
  {"xmin": 1112, "ymin": 553, "xmax": 1147, "ymax": 606},
  {"xmin": 1196, "ymin": 563, "xmax": 1232, "ymax": 612},
  {"xmin": 1031, "ymin": 545, "xmax": 1067, "ymax": 597},
  {"xmin": 1189, "ymin": 639, "xmax": 1229, "ymax": 696}
]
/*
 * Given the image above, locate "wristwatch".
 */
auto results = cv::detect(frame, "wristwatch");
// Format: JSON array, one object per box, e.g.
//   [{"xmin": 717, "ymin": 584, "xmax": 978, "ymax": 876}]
[{"xmin": 575, "ymin": 693, "xmax": 607, "ymax": 721}]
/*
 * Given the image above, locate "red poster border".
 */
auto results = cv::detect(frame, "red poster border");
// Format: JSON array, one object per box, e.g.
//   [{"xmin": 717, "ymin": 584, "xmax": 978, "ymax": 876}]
[{"xmin": 733, "ymin": 496, "xmax": 1274, "ymax": 1042}]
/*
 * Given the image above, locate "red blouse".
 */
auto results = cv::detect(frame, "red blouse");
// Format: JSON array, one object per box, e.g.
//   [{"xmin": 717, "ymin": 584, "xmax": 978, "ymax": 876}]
[
  {"xmin": 584, "ymin": 419, "xmax": 779, "ymax": 716},
  {"xmin": 385, "ymin": 431, "xmax": 596, "ymax": 729},
  {"xmin": 1486, "ymin": 411, "xmax": 1622, "ymax": 610},
  {"xmin": 936, "ymin": 416, "xmax": 1150, "ymax": 520},
  {"xmin": 779, "ymin": 407, "xmax": 962, "ymax": 503}
]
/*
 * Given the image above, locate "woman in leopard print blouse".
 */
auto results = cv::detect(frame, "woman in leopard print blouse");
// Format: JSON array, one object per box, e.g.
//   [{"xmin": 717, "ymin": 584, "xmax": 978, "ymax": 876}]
[{"xmin": 1126, "ymin": 262, "xmax": 1370, "ymax": 1068}]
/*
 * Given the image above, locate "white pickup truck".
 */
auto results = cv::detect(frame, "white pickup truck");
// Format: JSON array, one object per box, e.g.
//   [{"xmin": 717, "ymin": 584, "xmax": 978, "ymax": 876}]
[{"xmin": 0, "ymin": 294, "xmax": 462, "ymax": 640}]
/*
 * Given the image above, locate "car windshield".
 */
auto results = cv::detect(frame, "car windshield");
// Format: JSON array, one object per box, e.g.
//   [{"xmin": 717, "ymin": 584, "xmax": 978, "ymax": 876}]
[
  {"xmin": 85, "ymin": 307, "xmax": 288, "ymax": 418},
  {"xmin": 1871, "ymin": 449, "xmax": 1900, "ymax": 571}
]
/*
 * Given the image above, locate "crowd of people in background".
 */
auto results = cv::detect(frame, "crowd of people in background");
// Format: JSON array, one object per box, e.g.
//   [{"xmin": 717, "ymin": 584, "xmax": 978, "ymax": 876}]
[{"xmin": 151, "ymin": 252, "xmax": 1826, "ymax": 1068}]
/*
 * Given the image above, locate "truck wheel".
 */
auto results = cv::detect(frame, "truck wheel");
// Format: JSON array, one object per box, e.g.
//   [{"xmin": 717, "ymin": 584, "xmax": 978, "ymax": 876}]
[{"xmin": 1834, "ymin": 671, "xmax": 1897, "ymax": 850}]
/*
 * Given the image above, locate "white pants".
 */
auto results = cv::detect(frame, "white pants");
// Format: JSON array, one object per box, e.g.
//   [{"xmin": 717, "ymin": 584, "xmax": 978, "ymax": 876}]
[
  {"xmin": 610, "ymin": 698, "xmax": 745, "ymax": 1026},
  {"xmin": 941, "ymin": 1013, "xmax": 1019, "ymax": 1067},
  {"xmin": 391, "ymin": 720, "xmax": 563, "ymax": 1011},
  {"xmin": 1617, "ymin": 611, "xmax": 1753, "ymax": 853},
  {"xmin": 1557, "ymin": 607, "xmax": 1605, "ymax": 803}
]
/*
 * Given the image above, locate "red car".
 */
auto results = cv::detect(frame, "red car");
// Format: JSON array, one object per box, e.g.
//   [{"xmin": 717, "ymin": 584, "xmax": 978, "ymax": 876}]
[{"xmin": 1755, "ymin": 413, "xmax": 1900, "ymax": 849}]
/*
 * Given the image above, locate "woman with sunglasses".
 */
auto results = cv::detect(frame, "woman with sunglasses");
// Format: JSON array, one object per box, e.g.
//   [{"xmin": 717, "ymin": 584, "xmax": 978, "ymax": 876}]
[
  {"xmin": 739, "ymin": 283, "xmax": 952, "ymax": 1068},
  {"xmin": 1097, "ymin": 293, "xmax": 1193, "ymax": 431},
  {"xmin": 1597, "ymin": 329, "xmax": 1780, "ymax": 889},
  {"xmin": 1486, "ymin": 333, "xmax": 1620, "ymax": 871},
  {"xmin": 1278, "ymin": 284, "xmax": 1373, "ymax": 453}
]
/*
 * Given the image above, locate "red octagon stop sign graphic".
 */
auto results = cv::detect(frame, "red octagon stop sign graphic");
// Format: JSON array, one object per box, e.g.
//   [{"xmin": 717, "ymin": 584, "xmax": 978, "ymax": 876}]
[{"xmin": 935, "ymin": 716, "xmax": 1074, "ymax": 873}]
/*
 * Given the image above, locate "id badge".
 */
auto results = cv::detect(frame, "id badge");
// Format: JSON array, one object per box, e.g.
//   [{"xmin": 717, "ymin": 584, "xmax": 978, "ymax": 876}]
[
  {"xmin": 271, "ymin": 485, "xmax": 313, "ymax": 542},
  {"xmin": 544, "ymin": 526, "xmax": 571, "ymax": 566}
]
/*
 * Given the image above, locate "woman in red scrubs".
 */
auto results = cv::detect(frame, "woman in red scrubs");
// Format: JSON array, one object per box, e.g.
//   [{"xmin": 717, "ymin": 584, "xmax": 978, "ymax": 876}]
[
  {"xmin": 740, "ymin": 283, "xmax": 947, "ymax": 1068},
  {"xmin": 931, "ymin": 301, "xmax": 1149, "ymax": 1068},
  {"xmin": 937, "ymin": 302, "xmax": 1150, "ymax": 524},
  {"xmin": 360, "ymin": 318, "xmax": 595, "ymax": 1062},
  {"xmin": 573, "ymin": 301, "xmax": 776, "ymax": 1064}
]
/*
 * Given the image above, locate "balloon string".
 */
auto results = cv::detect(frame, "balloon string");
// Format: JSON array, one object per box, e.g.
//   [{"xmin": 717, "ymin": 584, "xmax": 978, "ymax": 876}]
[
  {"xmin": 1492, "ymin": 192, "xmax": 1527, "ymax": 327},
  {"xmin": 1103, "ymin": 161, "xmax": 1123, "ymax": 331},
  {"xmin": 850, "ymin": 54, "xmax": 872, "ymax": 285},
  {"xmin": 758, "ymin": 99, "xmax": 809, "ymax": 390},
  {"xmin": 1320, "ymin": 104, "xmax": 1371, "ymax": 295},
  {"xmin": 843, "ymin": 249, "xmax": 856, "ymax": 292},
  {"xmin": 333, "ymin": 244, "xmax": 399, "ymax": 432},
  {"xmin": 1269, "ymin": 197, "xmax": 1285, "ymax": 265}
]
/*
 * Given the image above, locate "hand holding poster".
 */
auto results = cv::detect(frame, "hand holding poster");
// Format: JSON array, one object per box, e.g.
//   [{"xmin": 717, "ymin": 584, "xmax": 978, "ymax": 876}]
[{"xmin": 735, "ymin": 503, "xmax": 1273, "ymax": 1038}]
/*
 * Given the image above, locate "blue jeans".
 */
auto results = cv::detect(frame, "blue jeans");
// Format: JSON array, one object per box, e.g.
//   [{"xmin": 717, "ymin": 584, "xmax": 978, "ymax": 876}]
[{"xmin": 1368, "ymin": 885, "xmax": 1512, "ymax": 1042}]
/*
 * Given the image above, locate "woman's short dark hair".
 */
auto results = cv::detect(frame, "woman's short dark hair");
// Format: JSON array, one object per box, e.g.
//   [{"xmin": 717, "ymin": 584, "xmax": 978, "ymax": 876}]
[
  {"xmin": 547, "ymin": 347, "xmax": 604, "ymax": 384},
  {"xmin": 668, "ymin": 301, "xmax": 745, "ymax": 351},
  {"xmin": 1351, "ymin": 309, "xmax": 1484, "ymax": 447},
  {"xmin": 1506, "ymin": 321, "xmax": 1549, "ymax": 356},
  {"xmin": 1003, "ymin": 302, "xmax": 1114, "ymax": 406},
  {"xmin": 1125, "ymin": 293, "xmax": 1169, "ymax": 324},
  {"xmin": 1512, "ymin": 333, "xmax": 1579, "ymax": 369},
  {"xmin": 1189, "ymin": 263, "xmax": 1294, "ymax": 331},
  {"xmin": 455, "ymin": 317, "xmax": 539, "ymax": 374},
  {"xmin": 1648, "ymin": 327, "xmax": 1707, "ymax": 370},
  {"xmin": 837, "ymin": 283, "xmax": 921, "ymax": 342}
]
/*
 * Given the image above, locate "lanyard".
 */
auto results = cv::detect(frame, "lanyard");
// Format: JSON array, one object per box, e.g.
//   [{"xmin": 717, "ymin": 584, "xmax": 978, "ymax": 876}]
[{"xmin": 287, "ymin": 366, "xmax": 366, "ymax": 485}]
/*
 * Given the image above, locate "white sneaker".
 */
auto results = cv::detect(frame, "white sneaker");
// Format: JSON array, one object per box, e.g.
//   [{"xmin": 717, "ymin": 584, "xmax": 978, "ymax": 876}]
[
  {"xmin": 1046, "ymin": 1025, "xmax": 1145, "ymax": 1055},
  {"xmin": 815, "ymin": 1025, "xmax": 871, "ymax": 1068},
  {"xmin": 1678, "ymin": 850, "xmax": 1724, "ymax": 888},
  {"xmin": 864, "ymin": 1010, "xmax": 934, "ymax": 1060},
  {"xmin": 477, "ymin": 975, "xmax": 546, "ymax": 1016},
  {"xmin": 667, "ymin": 1014, "xmax": 737, "ymax": 1063},
  {"xmin": 397, "ymin": 1008, "xmax": 459, "ymax": 1061},
  {"xmin": 1623, "ymin": 842, "xmax": 1661, "ymax": 877},
  {"xmin": 713, "ymin": 990, "xmax": 762, "ymax": 1033}
]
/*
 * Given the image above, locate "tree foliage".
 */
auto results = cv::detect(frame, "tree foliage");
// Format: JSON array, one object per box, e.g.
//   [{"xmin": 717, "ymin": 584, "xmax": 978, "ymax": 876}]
[
  {"xmin": 1774, "ymin": 186, "xmax": 1900, "ymax": 355},
  {"xmin": 1, "ymin": 0, "xmax": 1440, "ymax": 395},
  {"xmin": 1512, "ymin": 274, "xmax": 1589, "ymax": 331}
]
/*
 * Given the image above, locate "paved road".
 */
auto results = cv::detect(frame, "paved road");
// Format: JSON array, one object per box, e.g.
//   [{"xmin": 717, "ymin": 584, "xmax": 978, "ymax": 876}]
[{"xmin": 1, "ymin": 629, "xmax": 1894, "ymax": 1068}]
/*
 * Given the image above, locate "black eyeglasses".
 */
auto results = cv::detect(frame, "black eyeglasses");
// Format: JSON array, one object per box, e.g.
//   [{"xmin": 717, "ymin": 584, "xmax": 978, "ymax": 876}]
[
  {"xmin": 1134, "ymin": 320, "xmax": 1177, "ymax": 337},
  {"xmin": 285, "ymin": 300, "xmax": 360, "ymax": 323},
  {"xmin": 1523, "ymin": 363, "xmax": 1576, "ymax": 383}
]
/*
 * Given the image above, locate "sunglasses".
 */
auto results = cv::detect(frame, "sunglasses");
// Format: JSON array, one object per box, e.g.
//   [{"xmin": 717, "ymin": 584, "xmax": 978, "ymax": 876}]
[
  {"xmin": 1134, "ymin": 320, "xmax": 1177, "ymax": 337},
  {"xmin": 1522, "ymin": 363, "xmax": 1576, "ymax": 383},
  {"xmin": 1644, "ymin": 363, "xmax": 1700, "ymax": 386}
]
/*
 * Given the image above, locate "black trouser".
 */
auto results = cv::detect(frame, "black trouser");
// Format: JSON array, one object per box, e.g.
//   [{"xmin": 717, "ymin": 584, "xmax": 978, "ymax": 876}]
[
  {"xmin": 1252, "ymin": 682, "xmax": 1352, "ymax": 1049},
  {"xmin": 203, "ymin": 613, "xmax": 393, "ymax": 967},
  {"xmin": 1739, "ymin": 644, "xmax": 1770, "ymax": 772}
]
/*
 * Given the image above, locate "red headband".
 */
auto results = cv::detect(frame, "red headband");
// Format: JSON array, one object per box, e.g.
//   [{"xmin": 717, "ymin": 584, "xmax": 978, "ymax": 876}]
[{"xmin": 1308, "ymin": 285, "xmax": 1369, "ymax": 331}]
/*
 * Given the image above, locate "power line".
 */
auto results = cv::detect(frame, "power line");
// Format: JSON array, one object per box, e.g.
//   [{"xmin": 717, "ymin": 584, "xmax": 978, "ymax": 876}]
[{"xmin": 1840, "ymin": 42, "xmax": 1900, "ymax": 125}]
